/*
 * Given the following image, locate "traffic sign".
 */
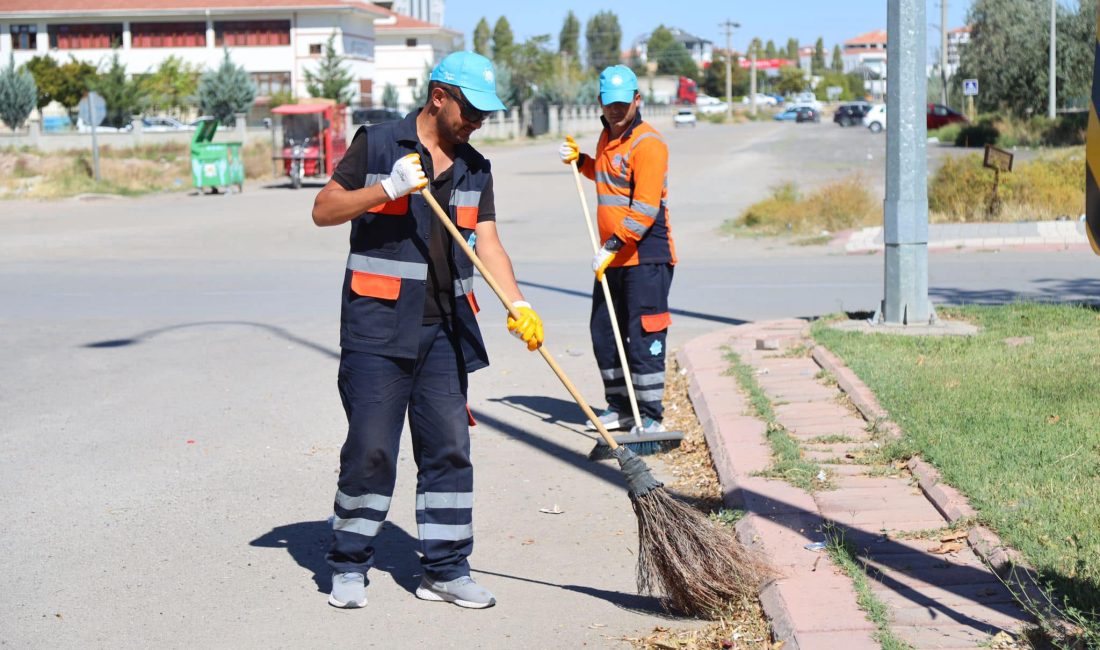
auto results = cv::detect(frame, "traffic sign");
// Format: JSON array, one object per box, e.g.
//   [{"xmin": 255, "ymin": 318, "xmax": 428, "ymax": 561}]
[
  {"xmin": 962, "ymin": 79, "xmax": 979, "ymax": 96},
  {"xmin": 78, "ymin": 92, "xmax": 106, "ymax": 127}
]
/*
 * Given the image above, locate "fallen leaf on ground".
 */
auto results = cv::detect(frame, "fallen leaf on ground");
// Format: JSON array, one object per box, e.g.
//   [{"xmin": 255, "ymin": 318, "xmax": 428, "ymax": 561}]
[
  {"xmin": 1047, "ymin": 414, "xmax": 1061, "ymax": 424},
  {"xmin": 521, "ymin": 538, "xmax": 535, "ymax": 545},
  {"xmin": 940, "ymin": 530, "xmax": 968, "ymax": 542},
  {"xmin": 929, "ymin": 540, "xmax": 965, "ymax": 554}
]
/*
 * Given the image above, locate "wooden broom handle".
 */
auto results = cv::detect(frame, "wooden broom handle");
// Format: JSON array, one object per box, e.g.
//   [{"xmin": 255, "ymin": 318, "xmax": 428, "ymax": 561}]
[{"xmin": 419, "ymin": 188, "xmax": 620, "ymax": 451}]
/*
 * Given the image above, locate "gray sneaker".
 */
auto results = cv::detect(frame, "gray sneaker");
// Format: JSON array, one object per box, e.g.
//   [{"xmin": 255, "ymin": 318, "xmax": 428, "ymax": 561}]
[
  {"xmin": 328, "ymin": 572, "xmax": 367, "ymax": 609},
  {"xmin": 632, "ymin": 417, "xmax": 666, "ymax": 435},
  {"xmin": 585, "ymin": 408, "xmax": 634, "ymax": 431},
  {"xmin": 415, "ymin": 575, "xmax": 496, "ymax": 609}
]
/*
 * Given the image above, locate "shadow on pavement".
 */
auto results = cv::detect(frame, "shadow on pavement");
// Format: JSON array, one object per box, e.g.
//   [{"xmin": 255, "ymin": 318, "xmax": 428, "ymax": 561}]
[
  {"xmin": 515, "ymin": 279, "xmax": 748, "ymax": 326},
  {"xmin": 472, "ymin": 568, "xmax": 674, "ymax": 618},
  {"xmin": 931, "ymin": 277, "xmax": 1100, "ymax": 306},
  {"xmin": 81, "ymin": 321, "xmax": 340, "ymax": 360},
  {"xmin": 488, "ymin": 394, "xmax": 589, "ymax": 427}
]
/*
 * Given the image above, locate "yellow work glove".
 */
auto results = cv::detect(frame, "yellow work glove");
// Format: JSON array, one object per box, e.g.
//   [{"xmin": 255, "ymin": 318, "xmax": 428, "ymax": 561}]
[
  {"xmin": 506, "ymin": 301, "xmax": 544, "ymax": 351},
  {"xmin": 592, "ymin": 236, "xmax": 624, "ymax": 282},
  {"xmin": 380, "ymin": 153, "xmax": 428, "ymax": 200},
  {"xmin": 558, "ymin": 135, "xmax": 579, "ymax": 165}
]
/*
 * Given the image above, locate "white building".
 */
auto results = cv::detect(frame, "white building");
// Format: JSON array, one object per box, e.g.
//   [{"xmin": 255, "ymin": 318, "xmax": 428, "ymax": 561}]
[
  {"xmin": 946, "ymin": 25, "xmax": 970, "ymax": 78},
  {"xmin": 373, "ymin": 8, "xmax": 461, "ymax": 111},
  {"xmin": 0, "ymin": 0, "xmax": 388, "ymax": 118},
  {"xmin": 379, "ymin": 0, "xmax": 444, "ymax": 27},
  {"xmin": 842, "ymin": 29, "xmax": 887, "ymax": 99},
  {"xmin": 633, "ymin": 27, "xmax": 713, "ymax": 69}
]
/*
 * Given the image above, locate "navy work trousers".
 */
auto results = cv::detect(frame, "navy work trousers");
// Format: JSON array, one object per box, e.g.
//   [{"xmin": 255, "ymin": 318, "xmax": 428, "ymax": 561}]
[
  {"xmin": 590, "ymin": 263, "xmax": 674, "ymax": 422},
  {"xmin": 327, "ymin": 322, "xmax": 474, "ymax": 582}
]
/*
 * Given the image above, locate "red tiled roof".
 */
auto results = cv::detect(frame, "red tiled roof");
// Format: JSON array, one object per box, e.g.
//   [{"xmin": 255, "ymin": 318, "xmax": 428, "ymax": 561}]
[
  {"xmin": 0, "ymin": 0, "xmax": 386, "ymax": 14},
  {"xmin": 844, "ymin": 47, "xmax": 887, "ymax": 57},
  {"xmin": 949, "ymin": 25, "xmax": 972, "ymax": 34},
  {"xmin": 845, "ymin": 29, "xmax": 888, "ymax": 46}
]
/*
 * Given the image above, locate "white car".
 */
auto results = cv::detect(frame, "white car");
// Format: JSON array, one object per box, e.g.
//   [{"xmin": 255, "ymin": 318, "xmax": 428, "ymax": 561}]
[
  {"xmin": 863, "ymin": 104, "xmax": 886, "ymax": 133},
  {"xmin": 741, "ymin": 93, "xmax": 778, "ymax": 106},
  {"xmin": 141, "ymin": 116, "xmax": 195, "ymax": 132},
  {"xmin": 696, "ymin": 101, "xmax": 728, "ymax": 115},
  {"xmin": 673, "ymin": 108, "xmax": 697, "ymax": 127}
]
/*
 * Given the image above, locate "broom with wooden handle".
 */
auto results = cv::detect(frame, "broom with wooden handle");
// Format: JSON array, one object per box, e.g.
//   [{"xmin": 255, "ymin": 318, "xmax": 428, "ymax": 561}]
[
  {"xmin": 568, "ymin": 159, "xmax": 683, "ymax": 458},
  {"xmin": 419, "ymin": 185, "xmax": 771, "ymax": 618}
]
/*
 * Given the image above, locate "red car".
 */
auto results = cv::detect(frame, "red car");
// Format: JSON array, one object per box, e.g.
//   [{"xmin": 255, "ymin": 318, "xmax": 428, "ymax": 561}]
[{"xmin": 927, "ymin": 103, "xmax": 967, "ymax": 129}]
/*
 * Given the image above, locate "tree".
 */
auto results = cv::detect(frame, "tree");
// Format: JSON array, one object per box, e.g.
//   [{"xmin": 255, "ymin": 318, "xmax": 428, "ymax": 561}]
[
  {"xmin": 702, "ymin": 51, "xmax": 748, "ymax": 98},
  {"xmin": 492, "ymin": 16, "xmax": 515, "ymax": 65},
  {"xmin": 0, "ymin": 55, "xmax": 36, "ymax": 131},
  {"xmin": 381, "ymin": 83, "xmax": 398, "ymax": 109},
  {"xmin": 559, "ymin": 11, "xmax": 580, "ymax": 58},
  {"xmin": 304, "ymin": 34, "xmax": 355, "ymax": 104},
  {"xmin": 831, "ymin": 44, "xmax": 844, "ymax": 73},
  {"xmin": 646, "ymin": 25, "xmax": 697, "ymax": 78},
  {"xmin": 585, "ymin": 11, "xmax": 621, "ymax": 71},
  {"xmin": 812, "ymin": 37, "xmax": 826, "ymax": 73},
  {"xmin": 507, "ymin": 35, "xmax": 557, "ymax": 104},
  {"xmin": 786, "ymin": 38, "xmax": 800, "ymax": 61},
  {"xmin": 1057, "ymin": 0, "xmax": 1098, "ymax": 107},
  {"xmin": 957, "ymin": 0, "xmax": 1046, "ymax": 115},
  {"xmin": 764, "ymin": 40, "xmax": 777, "ymax": 59},
  {"xmin": 199, "ymin": 49, "xmax": 256, "ymax": 125},
  {"xmin": 90, "ymin": 52, "xmax": 145, "ymax": 128},
  {"xmin": 24, "ymin": 55, "xmax": 60, "ymax": 112},
  {"xmin": 411, "ymin": 63, "xmax": 433, "ymax": 106},
  {"xmin": 141, "ymin": 55, "xmax": 199, "ymax": 117},
  {"xmin": 473, "ymin": 18, "xmax": 491, "ymax": 56},
  {"xmin": 775, "ymin": 66, "xmax": 807, "ymax": 95}
]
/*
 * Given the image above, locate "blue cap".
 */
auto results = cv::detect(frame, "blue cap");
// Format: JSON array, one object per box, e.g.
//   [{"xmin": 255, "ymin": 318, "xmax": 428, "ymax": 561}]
[
  {"xmin": 599, "ymin": 65, "xmax": 639, "ymax": 104},
  {"xmin": 430, "ymin": 51, "xmax": 507, "ymax": 112}
]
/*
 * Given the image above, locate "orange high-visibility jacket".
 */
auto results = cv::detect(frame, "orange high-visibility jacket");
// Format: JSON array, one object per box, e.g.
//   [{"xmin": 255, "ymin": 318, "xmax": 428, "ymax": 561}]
[{"xmin": 577, "ymin": 114, "xmax": 677, "ymax": 267}]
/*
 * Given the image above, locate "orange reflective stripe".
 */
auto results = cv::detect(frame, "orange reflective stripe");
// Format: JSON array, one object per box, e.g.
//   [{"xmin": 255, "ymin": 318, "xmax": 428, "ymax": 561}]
[
  {"xmin": 466, "ymin": 405, "xmax": 477, "ymax": 426},
  {"xmin": 367, "ymin": 195, "xmax": 409, "ymax": 215},
  {"xmin": 465, "ymin": 291, "xmax": 480, "ymax": 315},
  {"xmin": 350, "ymin": 271, "xmax": 401, "ymax": 300},
  {"xmin": 455, "ymin": 206, "xmax": 478, "ymax": 229},
  {"xmin": 641, "ymin": 312, "xmax": 672, "ymax": 333}
]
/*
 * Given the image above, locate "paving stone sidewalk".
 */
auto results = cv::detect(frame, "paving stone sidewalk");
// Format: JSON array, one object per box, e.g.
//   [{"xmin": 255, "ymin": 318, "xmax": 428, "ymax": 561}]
[{"xmin": 677, "ymin": 320, "xmax": 1029, "ymax": 650}]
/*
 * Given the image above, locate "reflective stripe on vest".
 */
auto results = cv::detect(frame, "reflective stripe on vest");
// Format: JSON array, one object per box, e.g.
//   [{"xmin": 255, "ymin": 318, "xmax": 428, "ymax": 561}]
[
  {"xmin": 453, "ymin": 276, "xmax": 474, "ymax": 296},
  {"xmin": 346, "ymin": 253, "xmax": 428, "ymax": 280},
  {"xmin": 452, "ymin": 189, "xmax": 481, "ymax": 229},
  {"xmin": 595, "ymin": 170, "xmax": 630, "ymax": 189},
  {"xmin": 335, "ymin": 490, "xmax": 392, "ymax": 512},
  {"xmin": 364, "ymin": 172, "xmax": 387, "ymax": 187},
  {"xmin": 416, "ymin": 491, "xmax": 475, "ymax": 509}
]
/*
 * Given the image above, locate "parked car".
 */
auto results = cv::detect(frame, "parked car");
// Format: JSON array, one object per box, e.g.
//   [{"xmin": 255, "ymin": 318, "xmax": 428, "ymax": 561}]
[
  {"xmin": 927, "ymin": 103, "xmax": 967, "ymax": 129},
  {"xmin": 833, "ymin": 102, "xmax": 871, "ymax": 126},
  {"xmin": 142, "ymin": 116, "xmax": 195, "ymax": 132},
  {"xmin": 742, "ymin": 93, "xmax": 778, "ymax": 106},
  {"xmin": 789, "ymin": 92, "xmax": 822, "ymax": 111},
  {"xmin": 673, "ymin": 108, "xmax": 697, "ymax": 127},
  {"xmin": 863, "ymin": 104, "xmax": 886, "ymax": 132},
  {"xmin": 864, "ymin": 103, "xmax": 968, "ymax": 133},
  {"xmin": 75, "ymin": 118, "xmax": 133, "ymax": 133},
  {"xmin": 774, "ymin": 106, "xmax": 819, "ymax": 122},
  {"xmin": 351, "ymin": 108, "xmax": 404, "ymax": 126},
  {"xmin": 696, "ymin": 99, "xmax": 728, "ymax": 115}
]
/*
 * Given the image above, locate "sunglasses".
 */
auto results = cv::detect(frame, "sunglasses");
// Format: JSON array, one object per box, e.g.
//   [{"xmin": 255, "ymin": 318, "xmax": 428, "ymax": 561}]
[{"xmin": 441, "ymin": 86, "xmax": 491, "ymax": 123}]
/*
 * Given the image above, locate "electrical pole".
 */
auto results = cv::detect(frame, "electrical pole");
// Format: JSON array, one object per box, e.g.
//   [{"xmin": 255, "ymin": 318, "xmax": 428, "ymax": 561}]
[
  {"xmin": 719, "ymin": 19, "xmax": 739, "ymax": 121},
  {"xmin": 750, "ymin": 44, "xmax": 758, "ymax": 117},
  {"xmin": 940, "ymin": 0, "xmax": 949, "ymax": 105},
  {"xmin": 1048, "ymin": 0, "xmax": 1057, "ymax": 119}
]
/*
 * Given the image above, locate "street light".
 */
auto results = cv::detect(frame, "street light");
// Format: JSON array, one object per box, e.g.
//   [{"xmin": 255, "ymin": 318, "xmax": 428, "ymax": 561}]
[{"xmin": 720, "ymin": 20, "xmax": 740, "ymax": 120}]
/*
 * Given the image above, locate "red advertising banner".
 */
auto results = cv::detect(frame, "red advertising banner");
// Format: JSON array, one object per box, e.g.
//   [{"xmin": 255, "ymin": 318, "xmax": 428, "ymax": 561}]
[{"xmin": 738, "ymin": 58, "xmax": 794, "ymax": 70}]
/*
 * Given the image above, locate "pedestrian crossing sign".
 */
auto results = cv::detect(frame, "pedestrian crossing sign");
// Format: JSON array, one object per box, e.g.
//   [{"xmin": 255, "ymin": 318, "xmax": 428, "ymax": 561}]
[{"xmin": 963, "ymin": 79, "xmax": 979, "ymax": 96}]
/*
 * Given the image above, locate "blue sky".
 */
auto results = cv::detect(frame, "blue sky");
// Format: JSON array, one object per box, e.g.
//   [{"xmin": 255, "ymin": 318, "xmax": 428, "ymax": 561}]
[{"xmin": 442, "ymin": 0, "xmax": 973, "ymax": 59}]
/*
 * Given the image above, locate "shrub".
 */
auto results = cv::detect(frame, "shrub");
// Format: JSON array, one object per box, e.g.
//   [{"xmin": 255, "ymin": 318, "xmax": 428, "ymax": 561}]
[
  {"xmin": 732, "ymin": 177, "xmax": 878, "ymax": 234},
  {"xmin": 955, "ymin": 119, "xmax": 999, "ymax": 147}
]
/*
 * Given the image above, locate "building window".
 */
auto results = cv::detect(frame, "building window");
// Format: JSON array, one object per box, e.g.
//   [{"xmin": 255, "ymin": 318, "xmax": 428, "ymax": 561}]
[
  {"xmin": 47, "ymin": 23, "xmax": 123, "ymax": 49},
  {"xmin": 10, "ymin": 24, "xmax": 37, "ymax": 50},
  {"xmin": 407, "ymin": 78, "xmax": 417, "ymax": 87},
  {"xmin": 309, "ymin": 43, "xmax": 322, "ymax": 55},
  {"xmin": 250, "ymin": 71, "xmax": 292, "ymax": 97},
  {"xmin": 214, "ymin": 20, "xmax": 290, "ymax": 47},
  {"xmin": 131, "ymin": 22, "xmax": 206, "ymax": 48},
  {"xmin": 405, "ymin": 38, "xmax": 417, "ymax": 47},
  {"xmin": 359, "ymin": 78, "xmax": 373, "ymax": 106}
]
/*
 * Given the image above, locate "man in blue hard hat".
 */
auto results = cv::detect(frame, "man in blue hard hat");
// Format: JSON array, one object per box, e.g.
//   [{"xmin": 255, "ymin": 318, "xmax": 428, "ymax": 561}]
[{"xmin": 311, "ymin": 51, "xmax": 543, "ymax": 610}]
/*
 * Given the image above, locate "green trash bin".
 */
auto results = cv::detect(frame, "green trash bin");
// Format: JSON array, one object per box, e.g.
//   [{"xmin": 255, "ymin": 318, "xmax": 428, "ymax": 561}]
[{"xmin": 190, "ymin": 117, "xmax": 245, "ymax": 194}]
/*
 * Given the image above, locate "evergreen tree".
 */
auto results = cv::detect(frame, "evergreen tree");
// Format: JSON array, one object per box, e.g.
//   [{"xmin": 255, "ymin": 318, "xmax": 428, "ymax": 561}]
[
  {"xmin": 812, "ymin": 37, "xmax": 826, "ymax": 73},
  {"xmin": 199, "ymin": 49, "xmax": 256, "ymax": 125},
  {"xmin": 764, "ymin": 40, "xmax": 777, "ymax": 59},
  {"xmin": 473, "ymin": 18, "xmax": 491, "ymax": 56},
  {"xmin": 90, "ymin": 52, "xmax": 145, "ymax": 128},
  {"xmin": 303, "ymin": 34, "xmax": 355, "ymax": 104},
  {"xmin": 0, "ymin": 55, "xmax": 36, "ymax": 131},
  {"xmin": 646, "ymin": 25, "xmax": 697, "ymax": 78},
  {"xmin": 585, "ymin": 11, "xmax": 621, "ymax": 71},
  {"xmin": 831, "ymin": 44, "xmax": 844, "ymax": 73},
  {"xmin": 786, "ymin": 38, "xmax": 800, "ymax": 61},
  {"xmin": 559, "ymin": 11, "xmax": 580, "ymax": 58},
  {"xmin": 492, "ymin": 17, "xmax": 515, "ymax": 65},
  {"xmin": 381, "ymin": 83, "xmax": 398, "ymax": 110}
]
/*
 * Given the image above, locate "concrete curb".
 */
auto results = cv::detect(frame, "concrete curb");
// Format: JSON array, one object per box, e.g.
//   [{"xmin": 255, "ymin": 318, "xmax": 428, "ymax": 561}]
[{"xmin": 842, "ymin": 221, "xmax": 1092, "ymax": 254}]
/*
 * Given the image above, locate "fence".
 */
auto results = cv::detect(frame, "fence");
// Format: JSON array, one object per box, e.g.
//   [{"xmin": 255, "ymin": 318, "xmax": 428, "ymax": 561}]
[{"xmin": 1, "ymin": 104, "xmax": 680, "ymax": 152}]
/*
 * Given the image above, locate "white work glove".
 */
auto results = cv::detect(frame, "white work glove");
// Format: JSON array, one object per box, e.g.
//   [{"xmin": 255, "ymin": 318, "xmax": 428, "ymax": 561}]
[
  {"xmin": 559, "ymin": 136, "xmax": 580, "ymax": 164},
  {"xmin": 380, "ymin": 153, "xmax": 428, "ymax": 200},
  {"xmin": 592, "ymin": 236, "xmax": 624, "ymax": 281}
]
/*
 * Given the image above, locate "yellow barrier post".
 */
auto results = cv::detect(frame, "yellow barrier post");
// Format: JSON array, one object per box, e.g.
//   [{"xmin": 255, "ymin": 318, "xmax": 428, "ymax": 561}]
[{"xmin": 1086, "ymin": 9, "xmax": 1100, "ymax": 254}]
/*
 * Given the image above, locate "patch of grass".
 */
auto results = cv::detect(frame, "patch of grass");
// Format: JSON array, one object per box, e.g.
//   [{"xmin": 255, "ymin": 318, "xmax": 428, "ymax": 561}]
[
  {"xmin": 792, "ymin": 234, "xmax": 832, "ymax": 246},
  {"xmin": 806, "ymin": 434, "xmax": 859, "ymax": 445},
  {"xmin": 725, "ymin": 350, "xmax": 825, "ymax": 491},
  {"xmin": 812, "ymin": 304, "xmax": 1100, "ymax": 641},
  {"xmin": 928, "ymin": 122, "xmax": 964, "ymax": 144},
  {"xmin": 928, "ymin": 148, "xmax": 1084, "ymax": 222},
  {"xmin": 825, "ymin": 528, "xmax": 916, "ymax": 650},
  {"xmin": 725, "ymin": 176, "xmax": 879, "ymax": 235},
  {"xmin": 709, "ymin": 508, "xmax": 746, "ymax": 527}
]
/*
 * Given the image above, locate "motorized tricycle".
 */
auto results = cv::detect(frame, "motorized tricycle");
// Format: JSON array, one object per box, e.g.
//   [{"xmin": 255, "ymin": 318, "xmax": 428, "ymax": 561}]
[{"xmin": 270, "ymin": 102, "xmax": 347, "ymax": 189}]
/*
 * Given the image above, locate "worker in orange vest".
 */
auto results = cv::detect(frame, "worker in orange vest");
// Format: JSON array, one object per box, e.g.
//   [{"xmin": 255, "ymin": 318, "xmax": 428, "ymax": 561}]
[{"xmin": 559, "ymin": 65, "xmax": 677, "ymax": 434}]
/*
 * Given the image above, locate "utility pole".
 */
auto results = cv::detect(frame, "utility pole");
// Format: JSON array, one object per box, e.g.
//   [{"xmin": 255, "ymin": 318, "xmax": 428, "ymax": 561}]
[
  {"xmin": 940, "ymin": 0, "xmax": 949, "ymax": 105},
  {"xmin": 750, "ymin": 45, "xmax": 758, "ymax": 117},
  {"xmin": 881, "ymin": 0, "xmax": 933, "ymax": 325},
  {"xmin": 719, "ymin": 19, "xmax": 739, "ymax": 121},
  {"xmin": 1048, "ymin": 0, "xmax": 1057, "ymax": 119}
]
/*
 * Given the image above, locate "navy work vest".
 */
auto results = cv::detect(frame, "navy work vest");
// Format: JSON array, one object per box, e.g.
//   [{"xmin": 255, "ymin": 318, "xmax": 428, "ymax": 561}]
[{"xmin": 339, "ymin": 111, "xmax": 490, "ymax": 373}]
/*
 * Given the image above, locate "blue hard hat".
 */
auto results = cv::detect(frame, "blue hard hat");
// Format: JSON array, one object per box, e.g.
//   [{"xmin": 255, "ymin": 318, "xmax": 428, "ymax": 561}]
[
  {"xmin": 599, "ymin": 65, "xmax": 639, "ymax": 104},
  {"xmin": 430, "ymin": 51, "xmax": 507, "ymax": 112}
]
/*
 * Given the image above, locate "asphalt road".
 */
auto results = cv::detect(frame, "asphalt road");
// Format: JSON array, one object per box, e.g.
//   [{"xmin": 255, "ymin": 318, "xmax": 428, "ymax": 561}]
[{"xmin": 1, "ymin": 117, "xmax": 1095, "ymax": 649}]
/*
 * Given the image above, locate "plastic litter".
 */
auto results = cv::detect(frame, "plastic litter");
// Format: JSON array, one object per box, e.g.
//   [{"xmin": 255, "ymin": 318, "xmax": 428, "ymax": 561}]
[{"xmin": 804, "ymin": 541, "xmax": 828, "ymax": 552}]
